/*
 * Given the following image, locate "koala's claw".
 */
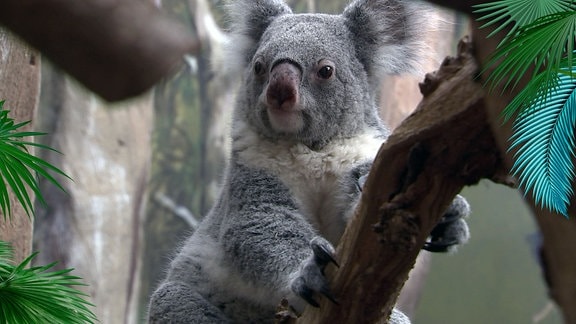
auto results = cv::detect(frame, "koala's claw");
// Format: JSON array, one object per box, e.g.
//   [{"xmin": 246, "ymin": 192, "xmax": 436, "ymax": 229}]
[
  {"xmin": 291, "ymin": 237, "xmax": 339, "ymax": 307},
  {"xmin": 292, "ymin": 276, "xmax": 338, "ymax": 308},
  {"xmin": 423, "ymin": 195, "xmax": 470, "ymax": 253},
  {"xmin": 423, "ymin": 217, "xmax": 469, "ymax": 252},
  {"xmin": 310, "ymin": 237, "xmax": 339, "ymax": 268},
  {"xmin": 357, "ymin": 174, "xmax": 368, "ymax": 191},
  {"xmin": 291, "ymin": 277, "xmax": 321, "ymax": 307}
]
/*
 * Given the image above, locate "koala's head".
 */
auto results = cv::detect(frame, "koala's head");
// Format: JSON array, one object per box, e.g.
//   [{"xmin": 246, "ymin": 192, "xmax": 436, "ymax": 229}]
[{"xmin": 226, "ymin": 0, "xmax": 427, "ymax": 149}]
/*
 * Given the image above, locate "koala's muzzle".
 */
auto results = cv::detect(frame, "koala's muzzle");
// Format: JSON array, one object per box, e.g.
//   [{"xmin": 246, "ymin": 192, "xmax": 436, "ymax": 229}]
[{"xmin": 266, "ymin": 62, "xmax": 301, "ymax": 111}]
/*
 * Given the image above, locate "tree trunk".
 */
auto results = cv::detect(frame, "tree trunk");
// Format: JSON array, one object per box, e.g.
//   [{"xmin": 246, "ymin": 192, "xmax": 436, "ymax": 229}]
[
  {"xmin": 0, "ymin": 29, "xmax": 40, "ymax": 263},
  {"xmin": 34, "ymin": 69, "xmax": 153, "ymax": 323}
]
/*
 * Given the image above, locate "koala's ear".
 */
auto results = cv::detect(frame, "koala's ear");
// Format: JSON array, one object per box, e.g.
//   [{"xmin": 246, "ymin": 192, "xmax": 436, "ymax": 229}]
[
  {"xmin": 224, "ymin": 0, "xmax": 292, "ymax": 69},
  {"xmin": 342, "ymin": 0, "xmax": 429, "ymax": 78}
]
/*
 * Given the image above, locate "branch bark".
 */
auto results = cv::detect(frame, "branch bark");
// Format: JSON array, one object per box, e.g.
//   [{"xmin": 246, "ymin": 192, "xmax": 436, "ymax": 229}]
[
  {"xmin": 296, "ymin": 38, "xmax": 505, "ymax": 323},
  {"xmin": 0, "ymin": 0, "xmax": 199, "ymax": 101},
  {"xmin": 378, "ymin": 8, "xmax": 460, "ymax": 317}
]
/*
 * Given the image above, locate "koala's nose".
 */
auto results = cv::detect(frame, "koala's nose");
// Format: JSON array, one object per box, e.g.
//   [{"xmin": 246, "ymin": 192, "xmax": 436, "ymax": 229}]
[{"xmin": 266, "ymin": 62, "xmax": 301, "ymax": 111}]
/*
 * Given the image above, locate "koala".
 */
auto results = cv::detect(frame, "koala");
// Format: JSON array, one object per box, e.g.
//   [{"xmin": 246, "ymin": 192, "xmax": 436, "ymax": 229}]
[{"xmin": 148, "ymin": 0, "xmax": 470, "ymax": 323}]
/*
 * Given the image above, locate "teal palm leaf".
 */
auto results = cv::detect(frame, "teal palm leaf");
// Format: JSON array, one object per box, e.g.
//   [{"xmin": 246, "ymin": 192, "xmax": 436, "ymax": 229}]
[{"xmin": 510, "ymin": 70, "xmax": 576, "ymax": 216}]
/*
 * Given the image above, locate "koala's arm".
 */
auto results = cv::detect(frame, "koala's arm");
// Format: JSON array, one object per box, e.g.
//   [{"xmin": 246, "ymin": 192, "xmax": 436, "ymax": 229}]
[{"xmin": 220, "ymin": 162, "xmax": 336, "ymax": 306}]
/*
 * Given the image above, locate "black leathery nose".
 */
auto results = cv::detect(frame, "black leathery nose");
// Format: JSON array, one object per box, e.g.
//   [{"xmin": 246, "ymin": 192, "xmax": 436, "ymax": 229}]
[{"xmin": 266, "ymin": 62, "xmax": 301, "ymax": 110}]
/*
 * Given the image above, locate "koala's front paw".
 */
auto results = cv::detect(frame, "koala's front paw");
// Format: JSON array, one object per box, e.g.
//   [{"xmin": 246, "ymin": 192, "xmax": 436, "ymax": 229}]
[
  {"xmin": 290, "ymin": 237, "xmax": 339, "ymax": 307},
  {"xmin": 423, "ymin": 195, "xmax": 471, "ymax": 253}
]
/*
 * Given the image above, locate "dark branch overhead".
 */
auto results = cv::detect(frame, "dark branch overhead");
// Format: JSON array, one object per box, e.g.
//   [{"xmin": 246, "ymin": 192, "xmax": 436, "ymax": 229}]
[
  {"xmin": 422, "ymin": 0, "xmax": 483, "ymax": 15},
  {"xmin": 0, "ymin": 0, "xmax": 200, "ymax": 102},
  {"xmin": 0, "ymin": 0, "xmax": 480, "ymax": 102}
]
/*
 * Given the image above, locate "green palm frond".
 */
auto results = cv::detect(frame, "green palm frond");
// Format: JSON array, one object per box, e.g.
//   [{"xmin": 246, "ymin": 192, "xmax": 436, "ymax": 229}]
[
  {"xmin": 483, "ymin": 11, "xmax": 576, "ymax": 98},
  {"xmin": 475, "ymin": 0, "xmax": 575, "ymax": 39},
  {"xmin": 503, "ymin": 57, "xmax": 576, "ymax": 121},
  {"xmin": 0, "ymin": 100, "xmax": 69, "ymax": 219},
  {"xmin": 0, "ymin": 241, "xmax": 97, "ymax": 324},
  {"xmin": 0, "ymin": 241, "xmax": 12, "ymax": 264},
  {"xmin": 509, "ymin": 70, "xmax": 576, "ymax": 216}
]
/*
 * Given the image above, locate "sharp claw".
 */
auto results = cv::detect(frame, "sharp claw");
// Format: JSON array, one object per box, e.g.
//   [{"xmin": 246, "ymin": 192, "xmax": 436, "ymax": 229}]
[
  {"xmin": 302, "ymin": 294, "xmax": 320, "ymax": 308},
  {"xmin": 310, "ymin": 238, "xmax": 339, "ymax": 267},
  {"xmin": 423, "ymin": 242, "xmax": 449, "ymax": 253},
  {"xmin": 423, "ymin": 239, "xmax": 459, "ymax": 253},
  {"xmin": 292, "ymin": 276, "xmax": 321, "ymax": 308},
  {"xmin": 357, "ymin": 174, "xmax": 368, "ymax": 192},
  {"xmin": 332, "ymin": 258, "xmax": 340, "ymax": 268},
  {"xmin": 291, "ymin": 237, "xmax": 342, "ymax": 308},
  {"xmin": 320, "ymin": 286, "xmax": 339, "ymax": 305},
  {"xmin": 313, "ymin": 247, "xmax": 339, "ymax": 268}
]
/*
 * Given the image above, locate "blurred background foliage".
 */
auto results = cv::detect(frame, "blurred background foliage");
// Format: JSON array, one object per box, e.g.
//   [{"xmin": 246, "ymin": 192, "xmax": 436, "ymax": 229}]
[{"xmin": 417, "ymin": 181, "xmax": 562, "ymax": 323}]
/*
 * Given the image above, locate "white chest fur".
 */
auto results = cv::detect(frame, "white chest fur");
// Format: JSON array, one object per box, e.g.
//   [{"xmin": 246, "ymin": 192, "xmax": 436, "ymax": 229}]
[{"xmin": 233, "ymin": 122, "xmax": 384, "ymax": 243}]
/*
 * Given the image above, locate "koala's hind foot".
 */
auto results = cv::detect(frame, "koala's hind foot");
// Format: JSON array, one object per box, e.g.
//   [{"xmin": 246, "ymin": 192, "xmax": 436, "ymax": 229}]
[
  {"xmin": 148, "ymin": 281, "xmax": 231, "ymax": 324},
  {"xmin": 290, "ymin": 237, "xmax": 339, "ymax": 308},
  {"xmin": 423, "ymin": 195, "xmax": 471, "ymax": 253}
]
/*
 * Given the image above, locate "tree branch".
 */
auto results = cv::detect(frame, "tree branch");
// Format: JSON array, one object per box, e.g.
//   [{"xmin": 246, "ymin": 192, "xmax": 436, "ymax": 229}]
[
  {"xmin": 295, "ymin": 38, "xmax": 505, "ymax": 323},
  {"xmin": 0, "ymin": 0, "xmax": 199, "ymax": 101},
  {"xmin": 153, "ymin": 192, "xmax": 199, "ymax": 229}
]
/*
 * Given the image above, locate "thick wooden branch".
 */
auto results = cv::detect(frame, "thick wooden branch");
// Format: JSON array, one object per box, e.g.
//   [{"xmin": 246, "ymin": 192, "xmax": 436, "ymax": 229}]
[
  {"xmin": 295, "ymin": 38, "xmax": 504, "ymax": 324},
  {"xmin": 0, "ymin": 0, "xmax": 199, "ymax": 102}
]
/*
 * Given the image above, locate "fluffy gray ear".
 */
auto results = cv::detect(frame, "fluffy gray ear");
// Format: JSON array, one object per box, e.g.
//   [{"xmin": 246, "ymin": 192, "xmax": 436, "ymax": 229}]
[
  {"xmin": 342, "ymin": 0, "xmax": 429, "ymax": 77},
  {"xmin": 224, "ymin": 0, "xmax": 292, "ymax": 70}
]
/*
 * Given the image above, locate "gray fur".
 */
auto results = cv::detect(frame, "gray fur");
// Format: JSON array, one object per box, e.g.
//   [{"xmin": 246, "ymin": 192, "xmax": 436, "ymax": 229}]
[{"xmin": 148, "ymin": 1, "xmax": 464, "ymax": 323}]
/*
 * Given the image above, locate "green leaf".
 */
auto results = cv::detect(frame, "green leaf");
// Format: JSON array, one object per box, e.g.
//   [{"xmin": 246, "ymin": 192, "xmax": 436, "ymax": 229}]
[
  {"xmin": 0, "ymin": 242, "xmax": 97, "ymax": 324},
  {"xmin": 474, "ymin": 0, "xmax": 575, "ymax": 39},
  {"xmin": 0, "ymin": 102, "xmax": 70, "ymax": 219},
  {"xmin": 509, "ymin": 70, "xmax": 576, "ymax": 216},
  {"xmin": 484, "ymin": 11, "xmax": 576, "ymax": 94},
  {"xmin": 0, "ymin": 241, "xmax": 12, "ymax": 264}
]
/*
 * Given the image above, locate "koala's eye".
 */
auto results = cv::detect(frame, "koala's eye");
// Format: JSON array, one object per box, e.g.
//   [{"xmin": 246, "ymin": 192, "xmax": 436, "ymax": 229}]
[
  {"xmin": 254, "ymin": 60, "xmax": 265, "ymax": 76},
  {"xmin": 318, "ymin": 66, "xmax": 333, "ymax": 79},
  {"xmin": 316, "ymin": 60, "xmax": 335, "ymax": 80}
]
